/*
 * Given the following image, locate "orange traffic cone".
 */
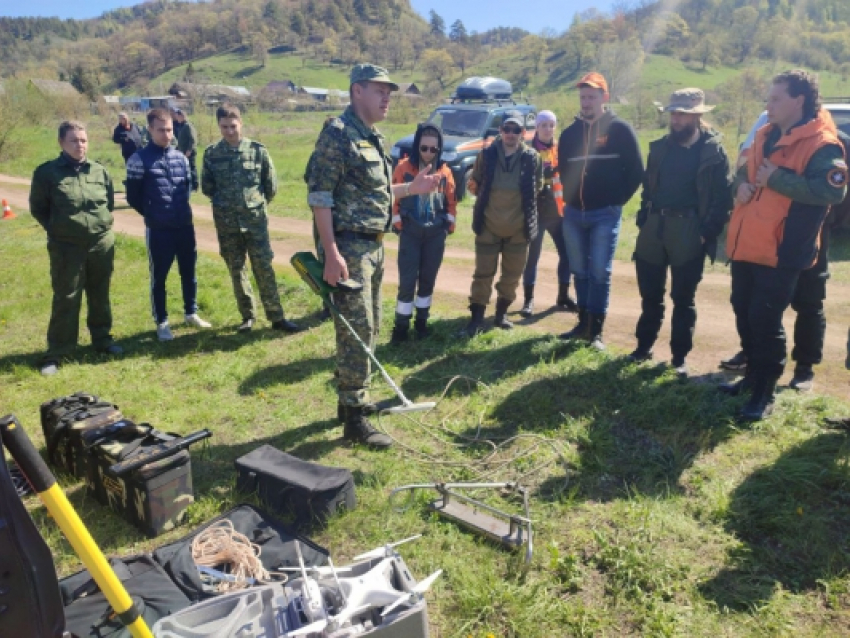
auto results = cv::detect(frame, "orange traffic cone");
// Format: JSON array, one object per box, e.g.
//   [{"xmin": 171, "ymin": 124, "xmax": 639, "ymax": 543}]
[{"xmin": 1, "ymin": 199, "xmax": 15, "ymax": 220}]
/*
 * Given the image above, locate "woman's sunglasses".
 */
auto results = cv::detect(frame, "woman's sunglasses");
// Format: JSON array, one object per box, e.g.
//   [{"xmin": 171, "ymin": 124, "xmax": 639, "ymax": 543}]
[{"xmin": 419, "ymin": 145, "xmax": 440, "ymax": 153}]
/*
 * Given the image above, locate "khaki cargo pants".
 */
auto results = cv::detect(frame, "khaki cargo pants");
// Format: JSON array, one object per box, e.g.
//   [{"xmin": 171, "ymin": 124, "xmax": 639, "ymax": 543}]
[{"xmin": 469, "ymin": 227, "xmax": 529, "ymax": 306}]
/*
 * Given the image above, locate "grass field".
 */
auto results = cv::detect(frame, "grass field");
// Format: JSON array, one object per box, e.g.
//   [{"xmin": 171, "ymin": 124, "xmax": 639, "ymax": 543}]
[{"xmin": 3, "ymin": 193, "xmax": 850, "ymax": 636}]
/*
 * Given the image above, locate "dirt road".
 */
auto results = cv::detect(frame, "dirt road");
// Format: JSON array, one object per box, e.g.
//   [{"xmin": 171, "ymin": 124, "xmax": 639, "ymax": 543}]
[{"xmin": 3, "ymin": 174, "xmax": 848, "ymax": 399}]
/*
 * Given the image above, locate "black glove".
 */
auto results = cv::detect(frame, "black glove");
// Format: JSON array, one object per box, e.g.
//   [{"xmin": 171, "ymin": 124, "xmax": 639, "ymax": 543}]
[
  {"xmin": 636, "ymin": 208, "xmax": 648, "ymax": 228},
  {"xmin": 543, "ymin": 165, "xmax": 555, "ymax": 179}
]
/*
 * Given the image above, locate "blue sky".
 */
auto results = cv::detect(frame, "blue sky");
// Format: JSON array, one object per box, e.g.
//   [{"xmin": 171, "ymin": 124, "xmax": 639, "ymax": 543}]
[{"xmin": 4, "ymin": 0, "xmax": 615, "ymax": 33}]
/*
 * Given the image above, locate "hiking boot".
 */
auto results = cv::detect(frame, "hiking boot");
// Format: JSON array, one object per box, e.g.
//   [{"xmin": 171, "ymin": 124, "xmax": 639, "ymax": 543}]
[
  {"xmin": 156, "ymin": 321, "xmax": 174, "ymax": 341},
  {"xmin": 520, "ymin": 285, "xmax": 534, "ymax": 318},
  {"xmin": 337, "ymin": 402, "xmax": 377, "ymax": 423},
  {"xmin": 494, "ymin": 298, "xmax": 513, "ymax": 330},
  {"xmin": 272, "ymin": 318, "xmax": 302, "ymax": 333},
  {"xmin": 789, "ymin": 364, "xmax": 814, "ymax": 392},
  {"xmin": 720, "ymin": 350, "xmax": 747, "ymax": 371},
  {"xmin": 556, "ymin": 283, "xmax": 578, "ymax": 312},
  {"xmin": 342, "ymin": 405, "xmax": 392, "ymax": 449},
  {"xmin": 97, "ymin": 343, "xmax": 124, "ymax": 355},
  {"xmin": 414, "ymin": 306, "xmax": 430, "ymax": 340},
  {"xmin": 559, "ymin": 309, "xmax": 588, "ymax": 340},
  {"xmin": 461, "ymin": 303, "xmax": 486, "ymax": 337},
  {"xmin": 390, "ymin": 312, "xmax": 411, "ymax": 345},
  {"xmin": 185, "ymin": 313, "xmax": 212, "ymax": 328},
  {"xmin": 740, "ymin": 375, "xmax": 779, "ymax": 421},
  {"xmin": 719, "ymin": 371, "xmax": 756, "ymax": 396},
  {"xmin": 627, "ymin": 347, "xmax": 653, "ymax": 363},
  {"xmin": 40, "ymin": 360, "xmax": 59, "ymax": 376},
  {"xmin": 237, "ymin": 318, "xmax": 255, "ymax": 332},
  {"xmin": 587, "ymin": 313, "xmax": 606, "ymax": 351},
  {"xmin": 671, "ymin": 356, "xmax": 688, "ymax": 379}
]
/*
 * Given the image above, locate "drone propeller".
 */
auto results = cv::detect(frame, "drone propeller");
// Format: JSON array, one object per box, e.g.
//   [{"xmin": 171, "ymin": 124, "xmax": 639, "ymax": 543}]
[
  {"xmin": 380, "ymin": 569, "xmax": 442, "ymax": 618},
  {"xmin": 286, "ymin": 618, "xmax": 328, "ymax": 637},
  {"xmin": 352, "ymin": 534, "xmax": 423, "ymax": 561}
]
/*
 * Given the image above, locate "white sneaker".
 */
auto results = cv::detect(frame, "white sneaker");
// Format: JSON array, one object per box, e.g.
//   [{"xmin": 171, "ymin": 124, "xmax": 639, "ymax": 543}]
[
  {"xmin": 157, "ymin": 321, "xmax": 174, "ymax": 341},
  {"xmin": 185, "ymin": 313, "xmax": 211, "ymax": 328}
]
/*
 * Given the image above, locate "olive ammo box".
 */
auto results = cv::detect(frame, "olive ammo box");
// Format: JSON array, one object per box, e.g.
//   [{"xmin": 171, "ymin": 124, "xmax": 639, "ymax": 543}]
[{"xmin": 86, "ymin": 429, "xmax": 193, "ymax": 538}]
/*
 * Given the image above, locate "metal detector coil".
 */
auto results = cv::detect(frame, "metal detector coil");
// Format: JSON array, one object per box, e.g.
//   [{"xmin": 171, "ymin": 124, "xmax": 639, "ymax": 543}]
[{"xmin": 389, "ymin": 482, "xmax": 533, "ymax": 564}]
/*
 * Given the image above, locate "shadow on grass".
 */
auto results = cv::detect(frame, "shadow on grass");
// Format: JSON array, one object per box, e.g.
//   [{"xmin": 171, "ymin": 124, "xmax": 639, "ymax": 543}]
[
  {"xmin": 700, "ymin": 431, "xmax": 850, "ymax": 609},
  {"xmin": 475, "ymin": 355, "xmax": 742, "ymax": 502}
]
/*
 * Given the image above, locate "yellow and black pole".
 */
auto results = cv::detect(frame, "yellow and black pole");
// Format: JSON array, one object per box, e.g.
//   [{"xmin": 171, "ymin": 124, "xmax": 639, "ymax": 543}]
[{"xmin": 0, "ymin": 414, "xmax": 153, "ymax": 638}]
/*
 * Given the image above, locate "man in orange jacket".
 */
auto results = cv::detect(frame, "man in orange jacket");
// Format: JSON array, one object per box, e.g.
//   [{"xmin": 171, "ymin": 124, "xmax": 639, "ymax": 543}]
[{"xmin": 723, "ymin": 70, "xmax": 847, "ymax": 420}]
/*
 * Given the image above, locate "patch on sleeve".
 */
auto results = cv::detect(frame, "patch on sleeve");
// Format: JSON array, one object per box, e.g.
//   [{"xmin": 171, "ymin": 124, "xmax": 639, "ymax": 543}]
[{"xmin": 828, "ymin": 161, "xmax": 847, "ymax": 188}]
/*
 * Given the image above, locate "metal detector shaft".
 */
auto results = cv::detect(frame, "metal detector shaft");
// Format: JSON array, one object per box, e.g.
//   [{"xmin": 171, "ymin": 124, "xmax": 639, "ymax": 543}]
[
  {"xmin": 0, "ymin": 415, "xmax": 154, "ymax": 638},
  {"xmin": 325, "ymin": 298, "xmax": 435, "ymax": 414}
]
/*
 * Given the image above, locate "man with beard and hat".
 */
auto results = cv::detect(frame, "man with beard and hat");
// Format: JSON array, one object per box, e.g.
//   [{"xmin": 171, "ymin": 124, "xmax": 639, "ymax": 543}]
[{"xmin": 628, "ymin": 88, "xmax": 733, "ymax": 377}]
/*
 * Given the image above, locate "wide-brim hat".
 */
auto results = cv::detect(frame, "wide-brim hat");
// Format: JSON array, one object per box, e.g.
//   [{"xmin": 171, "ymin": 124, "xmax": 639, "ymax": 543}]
[
  {"xmin": 349, "ymin": 63, "xmax": 399, "ymax": 92},
  {"xmin": 663, "ymin": 88, "xmax": 715, "ymax": 113}
]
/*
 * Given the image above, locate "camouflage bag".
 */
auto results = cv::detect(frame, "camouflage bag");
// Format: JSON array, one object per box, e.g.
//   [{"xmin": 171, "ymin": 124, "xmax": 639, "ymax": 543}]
[
  {"xmin": 86, "ymin": 427, "xmax": 193, "ymax": 538},
  {"xmin": 39, "ymin": 391, "xmax": 124, "ymax": 479}
]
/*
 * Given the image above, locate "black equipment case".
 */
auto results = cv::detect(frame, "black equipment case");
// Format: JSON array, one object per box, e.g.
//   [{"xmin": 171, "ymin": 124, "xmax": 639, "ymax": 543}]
[
  {"xmin": 40, "ymin": 392, "xmax": 124, "ymax": 479},
  {"xmin": 235, "ymin": 445, "xmax": 356, "ymax": 531}
]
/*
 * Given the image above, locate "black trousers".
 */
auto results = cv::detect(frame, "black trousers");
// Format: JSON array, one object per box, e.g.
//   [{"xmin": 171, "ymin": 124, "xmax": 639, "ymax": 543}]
[
  {"xmin": 791, "ymin": 226, "xmax": 829, "ymax": 367},
  {"xmin": 634, "ymin": 255, "xmax": 705, "ymax": 360},
  {"xmin": 395, "ymin": 220, "xmax": 447, "ymax": 312},
  {"xmin": 730, "ymin": 261, "xmax": 801, "ymax": 378}
]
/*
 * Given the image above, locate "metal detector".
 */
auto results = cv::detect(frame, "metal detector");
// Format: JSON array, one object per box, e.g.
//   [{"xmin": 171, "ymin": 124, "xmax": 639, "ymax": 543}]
[
  {"xmin": 291, "ymin": 251, "xmax": 436, "ymax": 415},
  {"xmin": 389, "ymin": 482, "xmax": 534, "ymax": 564}
]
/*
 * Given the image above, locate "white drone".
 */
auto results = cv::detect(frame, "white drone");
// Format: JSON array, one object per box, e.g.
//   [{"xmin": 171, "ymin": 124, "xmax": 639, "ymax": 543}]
[{"xmin": 279, "ymin": 535, "xmax": 442, "ymax": 637}]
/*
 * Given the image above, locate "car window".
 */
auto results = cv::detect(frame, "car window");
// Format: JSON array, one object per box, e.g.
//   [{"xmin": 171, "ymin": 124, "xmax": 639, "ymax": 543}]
[
  {"xmin": 828, "ymin": 108, "xmax": 850, "ymax": 133},
  {"xmin": 489, "ymin": 113, "xmax": 504, "ymax": 130},
  {"xmin": 427, "ymin": 109, "xmax": 488, "ymax": 137}
]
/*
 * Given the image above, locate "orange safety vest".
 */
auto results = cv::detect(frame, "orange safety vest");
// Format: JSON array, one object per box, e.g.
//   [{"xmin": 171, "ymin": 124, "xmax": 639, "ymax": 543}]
[{"xmin": 726, "ymin": 110, "xmax": 840, "ymax": 268}]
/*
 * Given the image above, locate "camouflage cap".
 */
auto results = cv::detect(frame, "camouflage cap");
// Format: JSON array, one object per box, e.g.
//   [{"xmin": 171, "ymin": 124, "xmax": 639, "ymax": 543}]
[
  {"xmin": 350, "ymin": 63, "xmax": 399, "ymax": 91},
  {"xmin": 664, "ymin": 88, "xmax": 715, "ymax": 113}
]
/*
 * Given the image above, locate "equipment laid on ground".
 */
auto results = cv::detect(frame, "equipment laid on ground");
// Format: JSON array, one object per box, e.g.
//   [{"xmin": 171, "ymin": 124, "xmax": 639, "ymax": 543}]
[
  {"xmin": 1, "ymin": 413, "xmax": 154, "ymax": 638},
  {"xmin": 291, "ymin": 251, "xmax": 436, "ymax": 415},
  {"xmin": 452, "ymin": 76, "xmax": 513, "ymax": 101},
  {"xmin": 153, "ymin": 536, "xmax": 436, "ymax": 637},
  {"xmin": 40, "ymin": 391, "xmax": 125, "ymax": 478},
  {"xmin": 390, "ymin": 482, "xmax": 534, "ymax": 564},
  {"xmin": 39, "ymin": 392, "xmax": 208, "ymax": 537},
  {"xmin": 235, "ymin": 445, "xmax": 356, "ymax": 531}
]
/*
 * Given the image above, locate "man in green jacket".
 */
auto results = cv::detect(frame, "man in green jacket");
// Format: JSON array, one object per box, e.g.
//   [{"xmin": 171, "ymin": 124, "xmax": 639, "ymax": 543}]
[
  {"xmin": 29, "ymin": 120, "xmax": 122, "ymax": 375},
  {"xmin": 629, "ymin": 89, "xmax": 733, "ymax": 377}
]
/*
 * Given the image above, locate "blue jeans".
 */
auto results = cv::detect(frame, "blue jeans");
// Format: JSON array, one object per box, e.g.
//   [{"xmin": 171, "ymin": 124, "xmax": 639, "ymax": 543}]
[
  {"xmin": 523, "ymin": 213, "xmax": 571, "ymax": 287},
  {"xmin": 562, "ymin": 205, "xmax": 622, "ymax": 314}
]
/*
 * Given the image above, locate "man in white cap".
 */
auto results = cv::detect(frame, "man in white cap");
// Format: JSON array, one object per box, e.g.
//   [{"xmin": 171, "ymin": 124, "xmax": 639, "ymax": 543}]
[{"xmin": 629, "ymin": 88, "xmax": 733, "ymax": 377}]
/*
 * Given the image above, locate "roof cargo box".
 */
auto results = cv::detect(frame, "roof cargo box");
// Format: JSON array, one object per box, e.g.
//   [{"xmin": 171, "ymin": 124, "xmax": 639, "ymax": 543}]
[{"xmin": 454, "ymin": 77, "xmax": 512, "ymax": 100}]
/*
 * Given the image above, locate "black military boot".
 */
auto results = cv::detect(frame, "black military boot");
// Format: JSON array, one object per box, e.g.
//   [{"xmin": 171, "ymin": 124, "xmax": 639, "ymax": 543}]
[
  {"xmin": 587, "ymin": 313, "xmax": 606, "ymax": 350},
  {"xmin": 494, "ymin": 298, "xmax": 514, "ymax": 330},
  {"xmin": 337, "ymin": 402, "xmax": 377, "ymax": 423},
  {"xmin": 740, "ymin": 375, "xmax": 779, "ymax": 421},
  {"xmin": 520, "ymin": 285, "xmax": 534, "ymax": 318},
  {"xmin": 559, "ymin": 309, "xmax": 589, "ymax": 340},
  {"xmin": 719, "ymin": 369, "xmax": 756, "ymax": 396},
  {"xmin": 556, "ymin": 283, "xmax": 578, "ymax": 312},
  {"xmin": 342, "ymin": 405, "xmax": 392, "ymax": 448},
  {"xmin": 789, "ymin": 364, "xmax": 815, "ymax": 393},
  {"xmin": 390, "ymin": 312, "xmax": 411, "ymax": 345},
  {"xmin": 461, "ymin": 303, "xmax": 486, "ymax": 337},
  {"xmin": 414, "ymin": 306, "xmax": 430, "ymax": 340}
]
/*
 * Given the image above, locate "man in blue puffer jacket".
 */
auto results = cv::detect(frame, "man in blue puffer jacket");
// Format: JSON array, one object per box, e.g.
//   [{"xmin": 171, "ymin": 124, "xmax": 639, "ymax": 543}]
[{"xmin": 126, "ymin": 107, "xmax": 211, "ymax": 341}]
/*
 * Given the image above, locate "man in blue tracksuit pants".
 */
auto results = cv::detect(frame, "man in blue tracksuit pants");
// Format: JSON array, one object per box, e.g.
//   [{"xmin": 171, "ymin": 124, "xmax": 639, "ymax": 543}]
[{"xmin": 126, "ymin": 107, "xmax": 211, "ymax": 341}]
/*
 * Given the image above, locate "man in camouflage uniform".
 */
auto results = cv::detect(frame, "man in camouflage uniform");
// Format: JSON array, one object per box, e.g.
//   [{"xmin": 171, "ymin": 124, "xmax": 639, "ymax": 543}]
[
  {"xmin": 306, "ymin": 64, "xmax": 439, "ymax": 448},
  {"xmin": 29, "ymin": 120, "xmax": 123, "ymax": 375},
  {"xmin": 202, "ymin": 104, "xmax": 300, "ymax": 333}
]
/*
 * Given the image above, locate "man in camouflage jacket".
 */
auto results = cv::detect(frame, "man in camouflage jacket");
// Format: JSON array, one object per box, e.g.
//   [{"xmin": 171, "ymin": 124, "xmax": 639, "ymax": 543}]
[
  {"xmin": 29, "ymin": 120, "xmax": 123, "ymax": 375},
  {"xmin": 306, "ymin": 64, "xmax": 439, "ymax": 448},
  {"xmin": 202, "ymin": 104, "xmax": 300, "ymax": 333}
]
